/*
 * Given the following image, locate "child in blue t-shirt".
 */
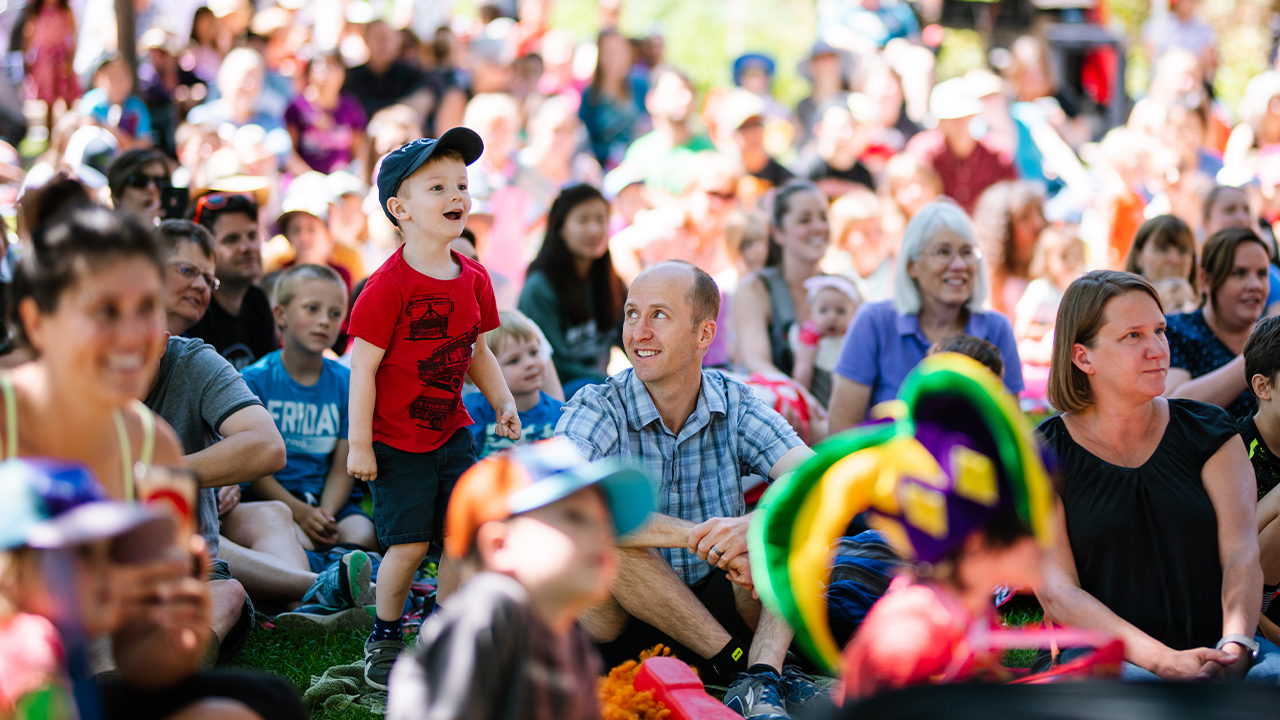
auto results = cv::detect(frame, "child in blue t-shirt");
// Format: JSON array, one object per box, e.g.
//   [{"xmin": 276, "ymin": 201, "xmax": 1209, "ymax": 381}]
[
  {"xmin": 242, "ymin": 264, "xmax": 377, "ymax": 550},
  {"xmin": 463, "ymin": 310, "xmax": 563, "ymax": 458}
]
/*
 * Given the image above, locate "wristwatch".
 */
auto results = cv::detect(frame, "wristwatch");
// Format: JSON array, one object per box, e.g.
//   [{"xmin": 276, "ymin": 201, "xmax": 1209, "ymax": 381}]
[{"xmin": 1215, "ymin": 634, "xmax": 1260, "ymax": 662}]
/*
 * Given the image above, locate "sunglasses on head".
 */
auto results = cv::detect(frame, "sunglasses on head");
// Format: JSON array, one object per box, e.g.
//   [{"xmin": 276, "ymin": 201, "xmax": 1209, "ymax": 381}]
[
  {"xmin": 193, "ymin": 192, "xmax": 255, "ymax": 225},
  {"xmin": 124, "ymin": 172, "xmax": 170, "ymax": 190}
]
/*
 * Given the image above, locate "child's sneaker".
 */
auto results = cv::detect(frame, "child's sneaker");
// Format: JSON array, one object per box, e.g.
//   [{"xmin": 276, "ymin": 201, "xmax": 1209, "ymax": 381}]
[
  {"xmin": 363, "ymin": 636, "xmax": 405, "ymax": 690},
  {"xmin": 722, "ymin": 667, "xmax": 790, "ymax": 719},
  {"xmin": 301, "ymin": 550, "xmax": 374, "ymax": 609}
]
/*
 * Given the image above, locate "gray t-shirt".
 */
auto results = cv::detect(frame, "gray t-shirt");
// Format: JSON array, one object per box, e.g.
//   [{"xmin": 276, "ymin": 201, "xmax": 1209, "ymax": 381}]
[{"xmin": 144, "ymin": 336, "xmax": 263, "ymax": 556}]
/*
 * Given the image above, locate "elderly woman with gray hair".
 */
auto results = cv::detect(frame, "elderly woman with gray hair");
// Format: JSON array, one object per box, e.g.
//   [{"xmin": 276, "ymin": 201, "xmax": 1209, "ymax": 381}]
[{"xmin": 828, "ymin": 198, "xmax": 1024, "ymax": 432}]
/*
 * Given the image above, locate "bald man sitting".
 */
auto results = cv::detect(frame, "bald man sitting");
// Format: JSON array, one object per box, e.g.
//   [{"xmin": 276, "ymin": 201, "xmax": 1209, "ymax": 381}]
[{"xmin": 556, "ymin": 261, "xmax": 818, "ymax": 720}]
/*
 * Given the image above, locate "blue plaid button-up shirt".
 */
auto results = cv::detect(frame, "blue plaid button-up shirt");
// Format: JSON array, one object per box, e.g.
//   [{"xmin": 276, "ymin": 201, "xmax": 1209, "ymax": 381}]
[{"xmin": 555, "ymin": 368, "xmax": 803, "ymax": 585}]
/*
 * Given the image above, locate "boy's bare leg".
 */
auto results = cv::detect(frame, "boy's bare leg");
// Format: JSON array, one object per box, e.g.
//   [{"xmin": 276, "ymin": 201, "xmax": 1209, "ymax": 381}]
[
  {"xmin": 337, "ymin": 515, "xmax": 378, "ymax": 551},
  {"xmin": 435, "ymin": 553, "xmax": 461, "ymax": 603},
  {"xmin": 221, "ymin": 502, "xmax": 312, "ymax": 571},
  {"xmin": 376, "ymin": 542, "xmax": 429, "ymax": 624}
]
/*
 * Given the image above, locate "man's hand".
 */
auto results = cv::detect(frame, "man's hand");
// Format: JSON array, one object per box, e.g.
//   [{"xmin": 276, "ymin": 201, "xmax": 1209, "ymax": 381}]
[
  {"xmin": 1153, "ymin": 646, "xmax": 1237, "ymax": 681},
  {"xmin": 143, "ymin": 535, "xmax": 214, "ymax": 655},
  {"xmin": 293, "ymin": 504, "xmax": 339, "ymax": 546},
  {"xmin": 348, "ymin": 442, "xmax": 378, "ymax": 482},
  {"xmin": 689, "ymin": 515, "xmax": 751, "ymax": 568},
  {"xmin": 494, "ymin": 401, "xmax": 522, "ymax": 440},
  {"xmin": 724, "ymin": 553, "xmax": 756, "ymax": 596},
  {"xmin": 216, "ymin": 485, "xmax": 240, "ymax": 517}
]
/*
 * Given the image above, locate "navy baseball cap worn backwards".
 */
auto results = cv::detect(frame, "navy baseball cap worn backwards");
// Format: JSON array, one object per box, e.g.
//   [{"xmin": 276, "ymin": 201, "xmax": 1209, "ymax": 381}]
[{"xmin": 376, "ymin": 127, "xmax": 484, "ymax": 226}]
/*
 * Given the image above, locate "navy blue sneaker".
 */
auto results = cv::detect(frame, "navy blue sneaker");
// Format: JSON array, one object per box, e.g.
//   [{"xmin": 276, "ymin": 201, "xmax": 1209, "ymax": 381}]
[
  {"xmin": 780, "ymin": 665, "xmax": 822, "ymax": 712},
  {"xmin": 723, "ymin": 667, "xmax": 790, "ymax": 719},
  {"xmin": 301, "ymin": 549, "xmax": 374, "ymax": 609}
]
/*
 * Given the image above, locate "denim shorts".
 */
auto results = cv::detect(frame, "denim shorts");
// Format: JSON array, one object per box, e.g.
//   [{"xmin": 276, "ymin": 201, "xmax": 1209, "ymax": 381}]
[{"xmin": 368, "ymin": 429, "xmax": 475, "ymax": 547}]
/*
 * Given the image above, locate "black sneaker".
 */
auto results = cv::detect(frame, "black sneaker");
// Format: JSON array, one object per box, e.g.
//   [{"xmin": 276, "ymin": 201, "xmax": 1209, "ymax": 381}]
[
  {"xmin": 722, "ymin": 667, "xmax": 790, "ymax": 719},
  {"xmin": 363, "ymin": 636, "xmax": 405, "ymax": 690}
]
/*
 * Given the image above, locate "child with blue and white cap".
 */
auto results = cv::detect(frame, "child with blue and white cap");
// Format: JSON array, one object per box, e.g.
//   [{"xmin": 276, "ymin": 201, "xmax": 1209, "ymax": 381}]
[
  {"xmin": 0, "ymin": 458, "xmax": 174, "ymax": 717},
  {"xmin": 387, "ymin": 438, "xmax": 653, "ymax": 720}
]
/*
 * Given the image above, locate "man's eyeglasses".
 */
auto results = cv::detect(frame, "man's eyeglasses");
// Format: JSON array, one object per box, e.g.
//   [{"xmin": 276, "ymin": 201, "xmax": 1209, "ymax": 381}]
[
  {"xmin": 193, "ymin": 192, "xmax": 255, "ymax": 225},
  {"xmin": 124, "ymin": 172, "xmax": 170, "ymax": 190},
  {"xmin": 704, "ymin": 188, "xmax": 738, "ymax": 202},
  {"xmin": 167, "ymin": 262, "xmax": 220, "ymax": 291},
  {"xmin": 923, "ymin": 244, "xmax": 983, "ymax": 264}
]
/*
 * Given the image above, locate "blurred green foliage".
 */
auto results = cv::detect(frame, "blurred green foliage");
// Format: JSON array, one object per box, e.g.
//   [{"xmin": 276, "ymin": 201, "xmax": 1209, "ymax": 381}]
[{"xmin": 457, "ymin": 0, "xmax": 1277, "ymax": 117}]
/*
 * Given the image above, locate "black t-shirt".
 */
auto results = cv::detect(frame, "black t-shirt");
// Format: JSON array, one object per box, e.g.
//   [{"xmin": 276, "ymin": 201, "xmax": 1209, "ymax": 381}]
[
  {"xmin": 1239, "ymin": 415, "xmax": 1280, "ymax": 500},
  {"xmin": 1038, "ymin": 399, "xmax": 1237, "ymax": 651},
  {"xmin": 801, "ymin": 153, "xmax": 875, "ymax": 191},
  {"xmin": 751, "ymin": 157, "xmax": 795, "ymax": 188},
  {"xmin": 386, "ymin": 572, "xmax": 601, "ymax": 720},
  {"xmin": 185, "ymin": 285, "xmax": 278, "ymax": 372},
  {"xmin": 343, "ymin": 61, "xmax": 429, "ymax": 119}
]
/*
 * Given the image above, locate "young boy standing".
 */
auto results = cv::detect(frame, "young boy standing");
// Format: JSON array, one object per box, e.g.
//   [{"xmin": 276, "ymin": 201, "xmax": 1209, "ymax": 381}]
[
  {"xmin": 348, "ymin": 127, "xmax": 522, "ymax": 689},
  {"xmin": 463, "ymin": 309, "xmax": 564, "ymax": 458},
  {"xmin": 386, "ymin": 438, "xmax": 652, "ymax": 720}
]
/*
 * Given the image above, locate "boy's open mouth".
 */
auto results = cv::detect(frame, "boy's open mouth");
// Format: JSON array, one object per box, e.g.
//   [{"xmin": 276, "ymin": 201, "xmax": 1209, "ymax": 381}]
[{"xmin": 444, "ymin": 211, "xmax": 462, "ymax": 221}]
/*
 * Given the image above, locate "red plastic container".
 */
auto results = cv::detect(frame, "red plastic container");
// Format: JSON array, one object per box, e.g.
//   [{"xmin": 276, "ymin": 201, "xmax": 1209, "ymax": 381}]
[{"xmin": 633, "ymin": 656, "xmax": 741, "ymax": 720}]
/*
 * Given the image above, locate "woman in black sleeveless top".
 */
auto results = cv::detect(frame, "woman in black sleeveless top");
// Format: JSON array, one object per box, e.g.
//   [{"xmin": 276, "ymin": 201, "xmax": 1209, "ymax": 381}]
[
  {"xmin": 732, "ymin": 180, "xmax": 828, "ymax": 381},
  {"xmin": 1036, "ymin": 270, "xmax": 1274, "ymax": 682}
]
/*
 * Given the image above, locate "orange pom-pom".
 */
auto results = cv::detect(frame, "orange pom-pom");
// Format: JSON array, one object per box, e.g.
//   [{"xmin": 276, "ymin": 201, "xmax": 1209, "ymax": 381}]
[{"xmin": 598, "ymin": 645, "xmax": 674, "ymax": 720}]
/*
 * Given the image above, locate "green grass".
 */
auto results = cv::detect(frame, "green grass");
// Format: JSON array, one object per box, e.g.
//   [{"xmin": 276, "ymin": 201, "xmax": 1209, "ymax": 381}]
[
  {"xmin": 999, "ymin": 602, "xmax": 1046, "ymax": 670},
  {"xmin": 232, "ymin": 626, "xmax": 377, "ymax": 720}
]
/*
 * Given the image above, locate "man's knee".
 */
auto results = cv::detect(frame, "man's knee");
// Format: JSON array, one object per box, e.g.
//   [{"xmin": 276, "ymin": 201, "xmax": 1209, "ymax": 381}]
[
  {"xmin": 210, "ymin": 578, "xmax": 248, "ymax": 608},
  {"xmin": 580, "ymin": 596, "xmax": 630, "ymax": 643}
]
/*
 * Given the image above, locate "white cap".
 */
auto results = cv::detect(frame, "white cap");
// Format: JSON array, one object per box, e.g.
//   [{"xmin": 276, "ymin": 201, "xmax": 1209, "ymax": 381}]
[{"xmin": 929, "ymin": 78, "xmax": 983, "ymax": 121}]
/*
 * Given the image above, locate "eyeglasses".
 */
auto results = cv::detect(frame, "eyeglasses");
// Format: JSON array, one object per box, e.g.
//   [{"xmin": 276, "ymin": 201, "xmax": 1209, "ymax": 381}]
[
  {"xmin": 923, "ymin": 244, "xmax": 983, "ymax": 264},
  {"xmin": 704, "ymin": 188, "xmax": 738, "ymax": 201},
  {"xmin": 124, "ymin": 172, "xmax": 170, "ymax": 190},
  {"xmin": 193, "ymin": 192, "xmax": 254, "ymax": 225},
  {"xmin": 167, "ymin": 261, "xmax": 220, "ymax": 291}
]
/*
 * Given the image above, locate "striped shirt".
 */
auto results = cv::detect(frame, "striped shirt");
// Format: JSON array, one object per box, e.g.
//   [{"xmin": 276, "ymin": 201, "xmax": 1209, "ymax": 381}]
[{"xmin": 556, "ymin": 368, "xmax": 803, "ymax": 584}]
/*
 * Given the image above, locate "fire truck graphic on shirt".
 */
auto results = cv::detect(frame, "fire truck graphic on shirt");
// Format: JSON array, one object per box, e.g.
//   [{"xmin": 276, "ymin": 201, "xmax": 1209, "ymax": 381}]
[
  {"xmin": 404, "ymin": 293, "xmax": 480, "ymax": 430},
  {"xmin": 405, "ymin": 294, "xmax": 454, "ymax": 341}
]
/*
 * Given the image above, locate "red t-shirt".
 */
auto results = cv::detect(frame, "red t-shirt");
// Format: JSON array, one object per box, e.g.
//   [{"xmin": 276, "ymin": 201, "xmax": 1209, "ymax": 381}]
[
  {"xmin": 349, "ymin": 247, "xmax": 499, "ymax": 453},
  {"xmin": 841, "ymin": 577, "xmax": 998, "ymax": 701},
  {"xmin": 906, "ymin": 130, "xmax": 1017, "ymax": 214}
]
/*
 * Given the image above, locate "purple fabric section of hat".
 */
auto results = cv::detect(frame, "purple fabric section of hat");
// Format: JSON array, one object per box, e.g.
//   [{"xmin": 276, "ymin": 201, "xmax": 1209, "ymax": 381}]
[{"xmin": 900, "ymin": 422, "xmax": 1013, "ymax": 565}]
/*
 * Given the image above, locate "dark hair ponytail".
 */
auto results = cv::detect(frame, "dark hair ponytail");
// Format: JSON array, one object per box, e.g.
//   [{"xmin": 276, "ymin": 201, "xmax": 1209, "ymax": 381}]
[
  {"xmin": 527, "ymin": 185, "xmax": 625, "ymax": 331},
  {"xmin": 9, "ymin": 195, "xmax": 163, "ymax": 347}
]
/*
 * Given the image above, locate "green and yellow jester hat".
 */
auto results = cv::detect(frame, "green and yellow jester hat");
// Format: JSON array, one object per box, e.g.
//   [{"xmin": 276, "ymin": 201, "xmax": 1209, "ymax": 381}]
[{"xmin": 748, "ymin": 353, "xmax": 1055, "ymax": 674}]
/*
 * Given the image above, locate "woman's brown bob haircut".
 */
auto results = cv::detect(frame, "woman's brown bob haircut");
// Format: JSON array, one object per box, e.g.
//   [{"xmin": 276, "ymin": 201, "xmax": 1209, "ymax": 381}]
[
  {"xmin": 1048, "ymin": 270, "xmax": 1164, "ymax": 413},
  {"xmin": 1124, "ymin": 215, "xmax": 1198, "ymax": 293},
  {"xmin": 1199, "ymin": 227, "xmax": 1272, "ymax": 314}
]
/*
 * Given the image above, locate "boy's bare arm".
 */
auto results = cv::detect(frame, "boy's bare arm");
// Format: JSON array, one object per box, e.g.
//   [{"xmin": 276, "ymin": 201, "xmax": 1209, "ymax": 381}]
[
  {"xmin": 321, "ymin": 439, "xmax": 356, "ymax": 517},
  {"xmin": 467, "ymin": 334, "xmax": 522, "ymax": 440},
  {"xmin": 349, "ymin": 339, "xmax": 386, "ymax": 482}
]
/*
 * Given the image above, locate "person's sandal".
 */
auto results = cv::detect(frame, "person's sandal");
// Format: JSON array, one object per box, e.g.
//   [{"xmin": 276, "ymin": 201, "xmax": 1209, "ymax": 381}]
[{"xmin": 363, "ymin": 637, "xmax": 405, "ymax": 690}]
